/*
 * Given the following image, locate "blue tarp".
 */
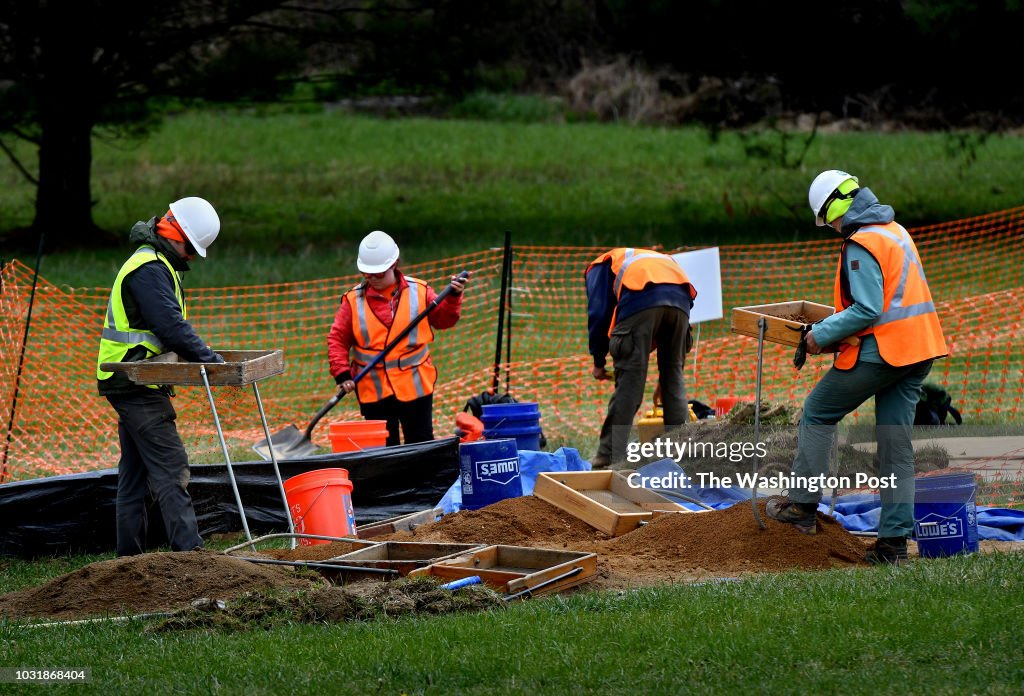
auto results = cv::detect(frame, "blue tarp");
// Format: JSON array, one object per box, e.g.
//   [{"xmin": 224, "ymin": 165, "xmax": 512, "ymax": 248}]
[
  {"xmin": 631, "ymin": 459, "xmax": 1024, "ymax": 542},
  {"xmin": 437, "ymin": 447, "xmax": 590, "ymax": 514}
]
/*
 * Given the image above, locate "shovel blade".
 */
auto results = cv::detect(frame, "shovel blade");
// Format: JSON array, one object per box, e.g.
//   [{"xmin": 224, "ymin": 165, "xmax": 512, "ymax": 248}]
[{"xmin": 252, "ymin": 425, "xmax": 319, "ymax": 461}]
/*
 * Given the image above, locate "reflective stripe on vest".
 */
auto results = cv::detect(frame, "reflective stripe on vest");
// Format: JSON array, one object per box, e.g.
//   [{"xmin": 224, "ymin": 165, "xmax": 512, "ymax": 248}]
[
  {"xmin": 587, "ymin": 247, "xmax": 697, "ymax": 336},
  {"xmin": 96, "ymin": 246, "xmax": 185, "ymax": 384},
  {"xmin": 833, "ymin": 223, "xmax": 947, "ymax": 370},
  {"xmin": 346, "ymin": 278, "xmax": 437, "ymax": 403},
  {"xmin": 858, "ymin": 224, "xmax": 935, "ymax": 325},
  {"xmin": 613, "ymin": 249, "xmax": 670, "ymax": 296}
]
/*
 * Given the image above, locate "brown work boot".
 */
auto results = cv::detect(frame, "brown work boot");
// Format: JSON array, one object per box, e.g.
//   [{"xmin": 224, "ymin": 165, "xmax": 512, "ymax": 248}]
[
  {"xmin": 765, "ymin": 496, "xmax": 818, "ymax": 535},
  {"xmin": 590, "ymin": 454, "xmax": 612, "ymax": 470},
  {"xmin": 865, "ymin": 537, "xmax": 909, "ymax": 566}
]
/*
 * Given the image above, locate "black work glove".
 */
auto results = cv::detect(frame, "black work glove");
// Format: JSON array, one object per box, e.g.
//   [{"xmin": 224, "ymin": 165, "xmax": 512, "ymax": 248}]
[{"xmin": 793, "ymin": 324, "xmax": 812, "ymax": 370}]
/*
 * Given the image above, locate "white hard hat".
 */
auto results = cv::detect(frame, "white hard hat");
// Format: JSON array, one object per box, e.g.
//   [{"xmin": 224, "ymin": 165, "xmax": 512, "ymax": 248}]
[
  {"xmin": 357, "ymin": 230, "xmax": 400, "ymax": 273},
  {"xmin": 168, "ymin": 197, "xmax": 220, "ymax": 257},
  {"xmin": 808, "ymin": 170, "xmax": 859, "ymax": 226}
]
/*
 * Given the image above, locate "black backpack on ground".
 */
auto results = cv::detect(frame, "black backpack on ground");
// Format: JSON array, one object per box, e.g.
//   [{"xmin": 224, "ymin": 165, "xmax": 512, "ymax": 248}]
[{"xmin": 914, "ymin": 383, "xmax": 962, "ymax": 426}]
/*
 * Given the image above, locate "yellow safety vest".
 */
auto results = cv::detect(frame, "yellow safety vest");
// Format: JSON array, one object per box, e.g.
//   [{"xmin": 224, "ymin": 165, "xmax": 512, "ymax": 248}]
[{"xmin": 96, "ymin": 246, "xmax": 185, "ymax": 387}]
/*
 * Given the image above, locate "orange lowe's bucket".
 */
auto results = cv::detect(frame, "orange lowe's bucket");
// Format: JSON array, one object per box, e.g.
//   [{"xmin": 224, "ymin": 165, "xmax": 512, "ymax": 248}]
[
  {"xmin": 283, "ymin": 468, "xmax": 356, "ymax": 545},
  {"xmin": 329, "ymin": 419, "xmax": 388, "ymax": 453}
]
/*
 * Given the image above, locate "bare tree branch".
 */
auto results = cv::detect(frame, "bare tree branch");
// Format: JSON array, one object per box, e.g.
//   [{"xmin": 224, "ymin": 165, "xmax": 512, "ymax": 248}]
[{"xmin": 0, "ymin": 137, "xmax": 38, "ymax": 186}]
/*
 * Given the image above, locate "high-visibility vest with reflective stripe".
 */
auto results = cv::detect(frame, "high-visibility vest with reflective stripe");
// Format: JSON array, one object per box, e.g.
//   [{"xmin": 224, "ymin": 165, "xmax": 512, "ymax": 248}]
[
  {"xmin": 96, "ymin": 245, "xmax": 185, "ymax": 385},
  {"xmin": 345, "ymin": 277, "xmax": 437, "ymax": 403},
  {"xmin": 587, "ymin": 248, "xmax": 697, "ymax": 335},
  {"xmin": 833, "ymin": 222, "xmax": 947, "ymax": 370}
]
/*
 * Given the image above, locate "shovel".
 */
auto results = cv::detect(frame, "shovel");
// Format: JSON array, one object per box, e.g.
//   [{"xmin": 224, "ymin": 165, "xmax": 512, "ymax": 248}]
[{"xmin": 253, "ymin": 270, "xmax": 470, "ymax": 460}]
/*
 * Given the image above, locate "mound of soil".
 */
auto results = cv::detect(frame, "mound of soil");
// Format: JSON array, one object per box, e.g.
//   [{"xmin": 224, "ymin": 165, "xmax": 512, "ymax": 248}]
[
  {"xmin": 376, "ymin": 496, "xmax": 871, "ymax": 589},
  {"xmin": 0, "ymin": 550, "xmax": 321, "ymax": 621},
  {"xmin": 592, "ymin": 500, "xmax": 868, "ymax": 580},
  {"xmin": 388, "ymin": 495, "xmax": 612, "ymax": 547}
]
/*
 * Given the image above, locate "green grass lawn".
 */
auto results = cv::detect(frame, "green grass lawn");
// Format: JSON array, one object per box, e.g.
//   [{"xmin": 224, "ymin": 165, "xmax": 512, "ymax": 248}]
[
  {"xmin": 3, "ymin": 109, "xmax": 1024, "ymax": 288},
  {"xmin": 1, "ymin": 550, "xmax": 1021, "ymax": 694}
]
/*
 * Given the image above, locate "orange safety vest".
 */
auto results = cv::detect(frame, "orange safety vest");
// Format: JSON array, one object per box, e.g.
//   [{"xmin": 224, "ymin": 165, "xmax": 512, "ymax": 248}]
[
  {"xmin": 587, "ymin": 248, "xmax": 697, "ymax": 335},
  {"xmin": 345, "ymin": 277, "xmax": 437, "ymax": 403},
  {"xmin": 833, "ymin": 222, "xmax": 947, "ymax": 370}
]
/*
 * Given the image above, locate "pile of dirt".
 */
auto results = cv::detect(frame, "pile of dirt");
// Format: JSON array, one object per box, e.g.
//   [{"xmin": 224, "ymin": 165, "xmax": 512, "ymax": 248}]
[
  {"xmin": 377, "ymin": 496, "xmax": 871, "ymax": 589},
  {"xmin": 593, "ymin": 500, "xmax": 868, "ymax": 578},
  {"xmin": 387, "ymin": 495, "xmax": 612, "ymax": 547},
  {"xmin": 0, "ymin": 550, "xmax": 321, "ymax": 621}
]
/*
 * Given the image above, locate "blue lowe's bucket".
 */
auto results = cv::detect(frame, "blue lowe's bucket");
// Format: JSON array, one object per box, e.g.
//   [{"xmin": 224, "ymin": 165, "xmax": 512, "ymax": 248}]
[
  {"xmin": 913, "ymin": 472, "xmax": 979, "ymax": 558},
  {"xmin": 459, "ymin": 438, "xmax": 523, "ymax": 510},
  {"xmin": 481, "ymin": 402, "xmax": 543, "ymax": 451}
]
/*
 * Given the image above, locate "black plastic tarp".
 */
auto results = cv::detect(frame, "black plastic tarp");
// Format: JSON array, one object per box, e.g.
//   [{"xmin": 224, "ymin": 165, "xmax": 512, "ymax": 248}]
[{"xmin": 0, "ymin": 437, "xmax": 459, "ymax": 559}]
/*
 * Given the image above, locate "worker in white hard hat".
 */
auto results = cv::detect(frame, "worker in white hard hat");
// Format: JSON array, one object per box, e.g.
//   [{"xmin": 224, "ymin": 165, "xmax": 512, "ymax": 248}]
[
  {"xmin": 96, "ymin": 197, "xmax": 224, "ymax": 556},
  {"xmin": 328, "ymin": 231, "xmax": 471, "ymax": 445},
  {"xmin": 766, "ymin": 171, "xmax": 947, "ymax": 565}
]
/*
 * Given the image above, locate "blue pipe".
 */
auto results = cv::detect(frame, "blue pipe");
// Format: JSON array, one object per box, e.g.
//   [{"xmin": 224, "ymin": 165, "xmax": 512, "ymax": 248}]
[{"xmin": 440, "ymin": 575, "xmax": 483, "ymax": 590}]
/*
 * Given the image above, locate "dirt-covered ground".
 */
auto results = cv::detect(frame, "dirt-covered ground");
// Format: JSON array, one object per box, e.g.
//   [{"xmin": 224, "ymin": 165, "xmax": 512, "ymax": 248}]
[{"xmin": 4, "ymin": 492, "xmax": 1016, "ymax": 625}]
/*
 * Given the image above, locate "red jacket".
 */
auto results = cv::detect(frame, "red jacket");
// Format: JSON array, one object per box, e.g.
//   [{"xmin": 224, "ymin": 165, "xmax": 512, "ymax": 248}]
[{"xmin": 327, "ymin": 271, "xmax": 462, "ymax": 383}]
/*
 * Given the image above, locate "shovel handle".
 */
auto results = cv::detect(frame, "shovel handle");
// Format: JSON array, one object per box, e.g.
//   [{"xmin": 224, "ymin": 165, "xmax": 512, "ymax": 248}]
[
  {"xmin": 302, "ymin": 388, "xmax": 346, "ymax": 440},
  {"xmin": 352, "ymin": 270, "xmax": 470, "ymax": 382}
]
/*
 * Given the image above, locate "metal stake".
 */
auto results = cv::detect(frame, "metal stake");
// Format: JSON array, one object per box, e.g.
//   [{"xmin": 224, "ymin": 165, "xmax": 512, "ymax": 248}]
[
  {"xmin": 252, "ymin": 382, "xmax": 295, "ymax": 548},
  {"xmin": 201, "ymin": 365, "xmax": 253, "ymax": 546},
  {"xmin": 751, "ymin": 317, "xmax": 767, "ymax": 529}
]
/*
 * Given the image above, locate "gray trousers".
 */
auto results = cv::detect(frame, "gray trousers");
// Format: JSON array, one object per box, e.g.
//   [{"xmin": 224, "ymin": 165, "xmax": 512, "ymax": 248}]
[
  {"xmin": 107, "ymin": 390, "xmax": 203, "ymax": 556},
  {"xmin": 598, "ymin": 306, "xmax": 689, "ymax": 463},
  {"xmin": 789, "ymin": 358, "xmax": 932, "ymax": 538}
]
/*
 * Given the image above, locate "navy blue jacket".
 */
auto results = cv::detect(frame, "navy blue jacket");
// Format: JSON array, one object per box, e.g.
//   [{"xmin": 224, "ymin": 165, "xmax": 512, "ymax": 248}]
[{"xmin": 586, "ymin": 260, "xmax": 693, "ymax": 368}]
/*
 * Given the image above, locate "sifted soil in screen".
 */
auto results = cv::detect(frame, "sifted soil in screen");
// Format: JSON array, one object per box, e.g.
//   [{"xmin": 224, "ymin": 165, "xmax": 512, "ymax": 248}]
[
  {"xmin": 387, "ymin": 495, "xmax": 613, "ymax": 547},
  {"xmin": 253, "ymin": 540, "xmax": 367, "ymax": 562}
]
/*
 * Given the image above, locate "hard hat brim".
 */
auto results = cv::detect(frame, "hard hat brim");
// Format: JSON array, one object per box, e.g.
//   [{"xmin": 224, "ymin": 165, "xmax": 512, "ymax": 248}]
[
  {"xmin": 357, "ymin": 254, "xmax": 398, "ymax": 274},
  {"xmin": 181, "ymin": 230, "xmax": 208, "ymax": 257},
  {"xmin": 168, "ymin": 199, "xmax": 210, "ymax": 257}
]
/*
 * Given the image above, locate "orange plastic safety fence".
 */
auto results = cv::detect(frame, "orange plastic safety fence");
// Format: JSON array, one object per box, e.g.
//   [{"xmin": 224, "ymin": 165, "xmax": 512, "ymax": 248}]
[{"xmin": 2, "ymin": 208, "xmax": 1022, "ymax": 507}]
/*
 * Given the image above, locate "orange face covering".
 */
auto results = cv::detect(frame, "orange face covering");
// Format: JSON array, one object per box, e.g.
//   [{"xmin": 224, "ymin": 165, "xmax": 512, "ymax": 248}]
[{"xmin": 156, "ymin": 209, "xmax": 186, "ymax": 243}]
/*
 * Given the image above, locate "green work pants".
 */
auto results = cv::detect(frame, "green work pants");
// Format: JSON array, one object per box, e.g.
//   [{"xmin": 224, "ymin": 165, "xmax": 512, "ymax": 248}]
[
  {"xmin": 598, "ymin": 306, "xmax": 689, "ymax": 463},
  {"xmin": 789, "ymin": 358, "xmax": 932, "ymax": 538}
]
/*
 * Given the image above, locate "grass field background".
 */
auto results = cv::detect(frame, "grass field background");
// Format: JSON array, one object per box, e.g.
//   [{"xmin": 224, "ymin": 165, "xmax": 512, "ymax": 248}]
[
  {"xmin": 1, "ymin": 109, "xmax": 1022, "ymax": 473},
  {"xmin": 3, "ymin": 109, "xmax": 1023, "ymax": 288}
]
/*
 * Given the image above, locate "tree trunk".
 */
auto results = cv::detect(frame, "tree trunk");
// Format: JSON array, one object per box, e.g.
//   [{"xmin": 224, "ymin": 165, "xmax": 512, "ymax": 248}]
[
  {"xmin": 34, "ymin": 110, "xmax": 96, "ymax": 249},
  {"xmin": 32, "ymin": 2, "xmax": 99, "ymax": 251}
]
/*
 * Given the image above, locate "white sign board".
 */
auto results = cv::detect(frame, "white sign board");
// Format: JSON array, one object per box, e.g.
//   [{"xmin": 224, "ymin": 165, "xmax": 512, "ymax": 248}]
[{"xmin": 672, "ymin": 247, "xmax": 723, "ymax": 324}]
